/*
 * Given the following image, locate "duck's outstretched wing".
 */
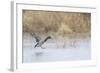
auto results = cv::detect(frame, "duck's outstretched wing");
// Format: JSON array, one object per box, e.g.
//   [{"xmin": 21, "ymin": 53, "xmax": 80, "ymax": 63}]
[
  {"xmin": 34, "ymin": 36, "xmax": 40, "ymax": 42},
  {"xmin": 31, "ymin": 33, "xmax": 41, "ymax": 42}
]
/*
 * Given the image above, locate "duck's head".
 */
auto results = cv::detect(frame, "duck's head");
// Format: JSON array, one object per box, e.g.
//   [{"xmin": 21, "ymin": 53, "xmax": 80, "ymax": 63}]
[{"xmin": 47, "ymin": 36, "xmax": 52, "ymax": 39}]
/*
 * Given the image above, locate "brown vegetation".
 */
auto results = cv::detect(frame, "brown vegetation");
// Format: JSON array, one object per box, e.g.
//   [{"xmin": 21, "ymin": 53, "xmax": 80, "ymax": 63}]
[{"xmin": 22, "ymin": 10, "xmax": 91, "ymax": 38}]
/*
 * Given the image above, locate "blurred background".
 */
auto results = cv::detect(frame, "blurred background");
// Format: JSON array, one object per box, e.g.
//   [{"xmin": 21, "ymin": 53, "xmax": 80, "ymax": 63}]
[{"xmin": 23, "ymin": 10, "xmax": 91, "ymax": 39}]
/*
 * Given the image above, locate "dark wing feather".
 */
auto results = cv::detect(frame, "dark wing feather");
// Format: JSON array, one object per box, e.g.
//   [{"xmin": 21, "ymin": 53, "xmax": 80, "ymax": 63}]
[
  {"xmin": 31, "ymin": 33, "xmax": 41, "ymax": 42},
  {"xmin": 34, "ymin": 36, "xmax": 40, "ymax": 42}
]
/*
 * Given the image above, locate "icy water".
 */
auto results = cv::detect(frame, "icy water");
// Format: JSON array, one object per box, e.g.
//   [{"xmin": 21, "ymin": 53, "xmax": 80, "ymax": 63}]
[{"xmin": 23, "ymin": 34, "xmax": 91, "ymax": 63}]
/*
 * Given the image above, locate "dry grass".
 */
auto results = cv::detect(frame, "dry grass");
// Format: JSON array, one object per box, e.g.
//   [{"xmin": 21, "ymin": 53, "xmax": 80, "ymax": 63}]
[{"xmin": 22, "ymin": 10, "xmax": 91, "ymax": 38}]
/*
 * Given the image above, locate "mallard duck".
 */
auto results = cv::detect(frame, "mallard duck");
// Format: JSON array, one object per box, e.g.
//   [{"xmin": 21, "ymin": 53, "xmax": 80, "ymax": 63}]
[{"xmin": 31, "ymin": 33, "xmax": 52, "ymax": 49}]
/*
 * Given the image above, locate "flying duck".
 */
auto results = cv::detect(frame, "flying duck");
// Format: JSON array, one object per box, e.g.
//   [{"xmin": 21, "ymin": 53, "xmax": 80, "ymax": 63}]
[{"xmin": 31, "ymin": 33, "xmax": 52, "ymax": 49}]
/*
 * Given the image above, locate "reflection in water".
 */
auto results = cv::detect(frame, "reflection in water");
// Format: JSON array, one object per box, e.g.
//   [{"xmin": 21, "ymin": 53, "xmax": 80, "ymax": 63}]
[
  {"xmin": 35, "ymin": 52, "xmax": 43, "ymax": 56},
  {"xmin": 34, "ymin": 52, "xmax": 44, "ymax": 62},
  {"xmin": 23, "ymin": 39, "xmax": 91, "ymax": 63}
]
